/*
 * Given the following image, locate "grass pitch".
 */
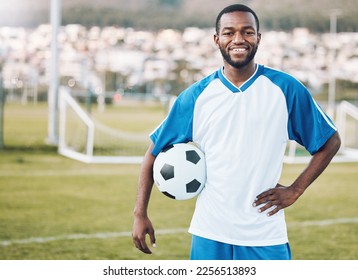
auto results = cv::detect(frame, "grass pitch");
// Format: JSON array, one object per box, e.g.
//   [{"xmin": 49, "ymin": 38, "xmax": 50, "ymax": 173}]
[{"xmin": 0, "ymin": 102, "xmax": 357, "ymax": 260}]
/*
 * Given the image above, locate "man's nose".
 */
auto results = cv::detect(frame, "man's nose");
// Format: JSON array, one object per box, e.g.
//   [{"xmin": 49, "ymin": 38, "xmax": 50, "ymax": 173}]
[{"xmin": 232, "ymin": 32, "xmax": 244, "ymax": 43}]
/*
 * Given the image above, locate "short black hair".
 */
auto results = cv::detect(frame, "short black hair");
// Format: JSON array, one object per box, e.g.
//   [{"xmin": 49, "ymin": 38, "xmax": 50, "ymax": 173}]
[{"xmin": 215, "ymin": 4, "xmax": 260, "ymax": 34}]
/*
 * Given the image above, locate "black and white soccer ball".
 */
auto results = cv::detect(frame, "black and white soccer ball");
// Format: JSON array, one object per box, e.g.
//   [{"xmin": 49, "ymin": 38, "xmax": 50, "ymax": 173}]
[{"xmin": 153, "ymin": 143, "xmax": 206, "ymax": 200}]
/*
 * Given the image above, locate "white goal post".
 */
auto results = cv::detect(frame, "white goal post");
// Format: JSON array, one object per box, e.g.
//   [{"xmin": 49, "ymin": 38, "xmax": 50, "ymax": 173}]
[
  {"xmin": 58, "ymin": 87, "xmax": 144, "ymax": 164},
  {"xmin": 336, "ymin": 100, "xmax": 358, "ymax": 159}
]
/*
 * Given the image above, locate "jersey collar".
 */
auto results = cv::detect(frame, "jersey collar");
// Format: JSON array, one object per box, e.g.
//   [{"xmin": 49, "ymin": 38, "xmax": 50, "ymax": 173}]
[{"xmin": 218, "ymin": 64, "xmax": 263, "ymax": 93}]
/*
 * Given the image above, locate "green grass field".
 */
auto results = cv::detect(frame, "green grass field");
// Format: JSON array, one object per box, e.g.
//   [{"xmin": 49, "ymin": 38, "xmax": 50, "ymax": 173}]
[{"xmin": 0, "ymin": 102, "xmax": 357, "ymax": 260}]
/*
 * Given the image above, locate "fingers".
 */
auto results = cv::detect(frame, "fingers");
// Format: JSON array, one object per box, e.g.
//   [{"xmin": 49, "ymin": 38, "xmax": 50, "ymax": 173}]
[
  {"xmin": 267, "ymin": 205, "xmax": 282, "ymax": 216},
  {"xmin": 253, "ymin": 187, "xmax": 284, "ymax": 217},
  {"xmin": 254, "ymin": 199, "xmax": 280, "ymax": 217},
  {"xmin": 133, "ymin": 235, "xmax": 152, "ymax": 254},
  {"xmin": 132, "ymin": 230, "xmax": 156, "ymax": 254},
  {"xmin": 254, "ymin": 188, "xmax": 275, "ymax": 203},
  {"xmin": 258, "ymin": 201, "xmax": 282, "ymax": 216},
  {"xmin": 149, "ymin": 231, "xmax": 156, "ymax": 249},
  {"xmin": 253, "ymin": 189, "xmax": 274, "ymax": 209}
]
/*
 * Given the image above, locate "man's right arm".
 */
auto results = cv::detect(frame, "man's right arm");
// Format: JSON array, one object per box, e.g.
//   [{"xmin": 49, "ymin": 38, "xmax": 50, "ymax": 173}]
[{"xmin": 132, "ymin": 142, "xmax": 157, "ymax": 254}]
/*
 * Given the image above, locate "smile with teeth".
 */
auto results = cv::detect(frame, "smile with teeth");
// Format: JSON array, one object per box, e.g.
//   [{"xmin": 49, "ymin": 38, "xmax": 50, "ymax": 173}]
[{"xmin": 231, "ymin": 47, "xmax": 248, "ymax": 53}]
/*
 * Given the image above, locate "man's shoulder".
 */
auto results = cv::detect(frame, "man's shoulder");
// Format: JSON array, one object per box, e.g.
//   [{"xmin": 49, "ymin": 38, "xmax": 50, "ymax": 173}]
[
  {"xmin": 260, "ymin": 65, "xmax": 306, "ymax": 91},
  {"xmin": 261, "ymin": 65, "xmax": 297, "ymax": 82}
]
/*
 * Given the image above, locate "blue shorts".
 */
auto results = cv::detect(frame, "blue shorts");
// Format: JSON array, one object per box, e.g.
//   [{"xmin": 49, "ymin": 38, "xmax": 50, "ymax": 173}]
[{"xmin": 190, "ymin": 235, "xmax": 292, "ymax": 260}]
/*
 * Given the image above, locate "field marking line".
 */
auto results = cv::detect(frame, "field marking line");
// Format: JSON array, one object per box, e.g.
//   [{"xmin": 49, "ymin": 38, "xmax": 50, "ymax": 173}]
[
  {"xmin": 0, "ymin": 228, "xmax": 188, "ymax": 247},
  {"xmin": 288, "ymin": 217, "xmax": 358, "ymax": 227},
  {"xmin": 1, "ymin": 217, "xmax": 358, "ymax": 247},
  {"xmin": 0, "ymin": 169, "xmax": 137, "ymax": 177}
]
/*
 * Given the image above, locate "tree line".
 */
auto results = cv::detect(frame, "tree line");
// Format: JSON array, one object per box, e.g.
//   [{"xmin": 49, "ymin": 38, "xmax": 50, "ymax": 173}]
[
  {"xmin": 3, "ymin": 1, "xmax": 357, "ymax": 33},
  {"xmin": 60, "ymin": 5, "xmax": 356, "ymax": 33}
]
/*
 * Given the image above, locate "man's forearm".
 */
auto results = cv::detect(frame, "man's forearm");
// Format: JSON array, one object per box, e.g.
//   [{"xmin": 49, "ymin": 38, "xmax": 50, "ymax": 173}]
[
  {"xmin": 290, "ymin": 131, "xmax": 341, "ymax": 196},
  {"xmin": 134, "ymin": 142, "xmax": 156, "ymax": 217}
]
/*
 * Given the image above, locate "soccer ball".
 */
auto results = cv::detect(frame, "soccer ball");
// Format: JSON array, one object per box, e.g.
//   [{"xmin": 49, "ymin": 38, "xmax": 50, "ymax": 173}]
[{"xmin": 153, "ymin": 143, "xmax": 206, "ymax": 200}]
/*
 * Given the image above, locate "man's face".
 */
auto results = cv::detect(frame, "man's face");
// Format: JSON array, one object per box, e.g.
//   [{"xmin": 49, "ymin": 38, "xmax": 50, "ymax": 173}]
[{"xmin": 214, "ymin": 11, "xmax": 261, "ymax": 69}]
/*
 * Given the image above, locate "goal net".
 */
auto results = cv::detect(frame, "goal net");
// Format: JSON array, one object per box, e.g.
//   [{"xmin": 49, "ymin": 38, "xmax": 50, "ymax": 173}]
[{"xmin": 58, "ymin": 87, "xmax": 148, "ymax": 164}]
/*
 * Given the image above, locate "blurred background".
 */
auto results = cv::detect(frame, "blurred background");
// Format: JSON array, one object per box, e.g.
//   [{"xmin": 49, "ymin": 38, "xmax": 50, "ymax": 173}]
[
  {"xmin": 1, "ymin": 0, "xmax": 357, "ymax": 108},
  {"xmin": 0, "ymin": 0, "xmax": 357, "ymax": 260}
]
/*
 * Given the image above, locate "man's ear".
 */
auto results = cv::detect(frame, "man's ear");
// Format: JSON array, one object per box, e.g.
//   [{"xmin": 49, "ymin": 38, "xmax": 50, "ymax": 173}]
[
  {"xmin": 257, "ymin": 32, "xmax": 262, "ymax": 45},
  {"xmin": 213, "ymin": 34, "xmax": 219, "ymax": 47}
]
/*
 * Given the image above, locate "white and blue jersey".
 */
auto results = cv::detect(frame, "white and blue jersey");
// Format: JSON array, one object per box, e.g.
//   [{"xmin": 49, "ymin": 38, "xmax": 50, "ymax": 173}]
[{"xmin": 150, "ymin": 64, "xmax": 337, "ymax": 246}]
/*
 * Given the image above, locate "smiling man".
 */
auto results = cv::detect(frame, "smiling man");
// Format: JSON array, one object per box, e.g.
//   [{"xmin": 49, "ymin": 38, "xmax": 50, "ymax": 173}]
[
  {"xmin": 132, "ymin": 4, "xmax": 341, "ymax": 260},
  {"xmin": 215, "ymin": 7, "xmax": 260, "ymax": 78}
]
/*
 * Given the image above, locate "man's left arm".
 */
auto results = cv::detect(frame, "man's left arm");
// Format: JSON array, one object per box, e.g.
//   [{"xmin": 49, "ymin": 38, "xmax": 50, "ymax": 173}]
[{"xmin": 253, "ymin": 131, "xmax": 341, "ymax": 216}]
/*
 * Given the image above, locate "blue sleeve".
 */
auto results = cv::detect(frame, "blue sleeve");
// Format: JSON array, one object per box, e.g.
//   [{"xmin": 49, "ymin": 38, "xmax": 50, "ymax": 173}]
[
  {"xmin": 285, "ymin": 79, "xmax": 337, "ymax": 155},
  {"xmin": 150, "ymin": 90, "xmax": 196, "ymax": 156}
]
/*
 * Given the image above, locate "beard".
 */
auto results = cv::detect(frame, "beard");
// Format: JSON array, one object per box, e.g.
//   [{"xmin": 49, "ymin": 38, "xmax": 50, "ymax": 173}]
[{"xmin": 219, "ymin": 45, "xmax": 258, "ymax": 69}]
